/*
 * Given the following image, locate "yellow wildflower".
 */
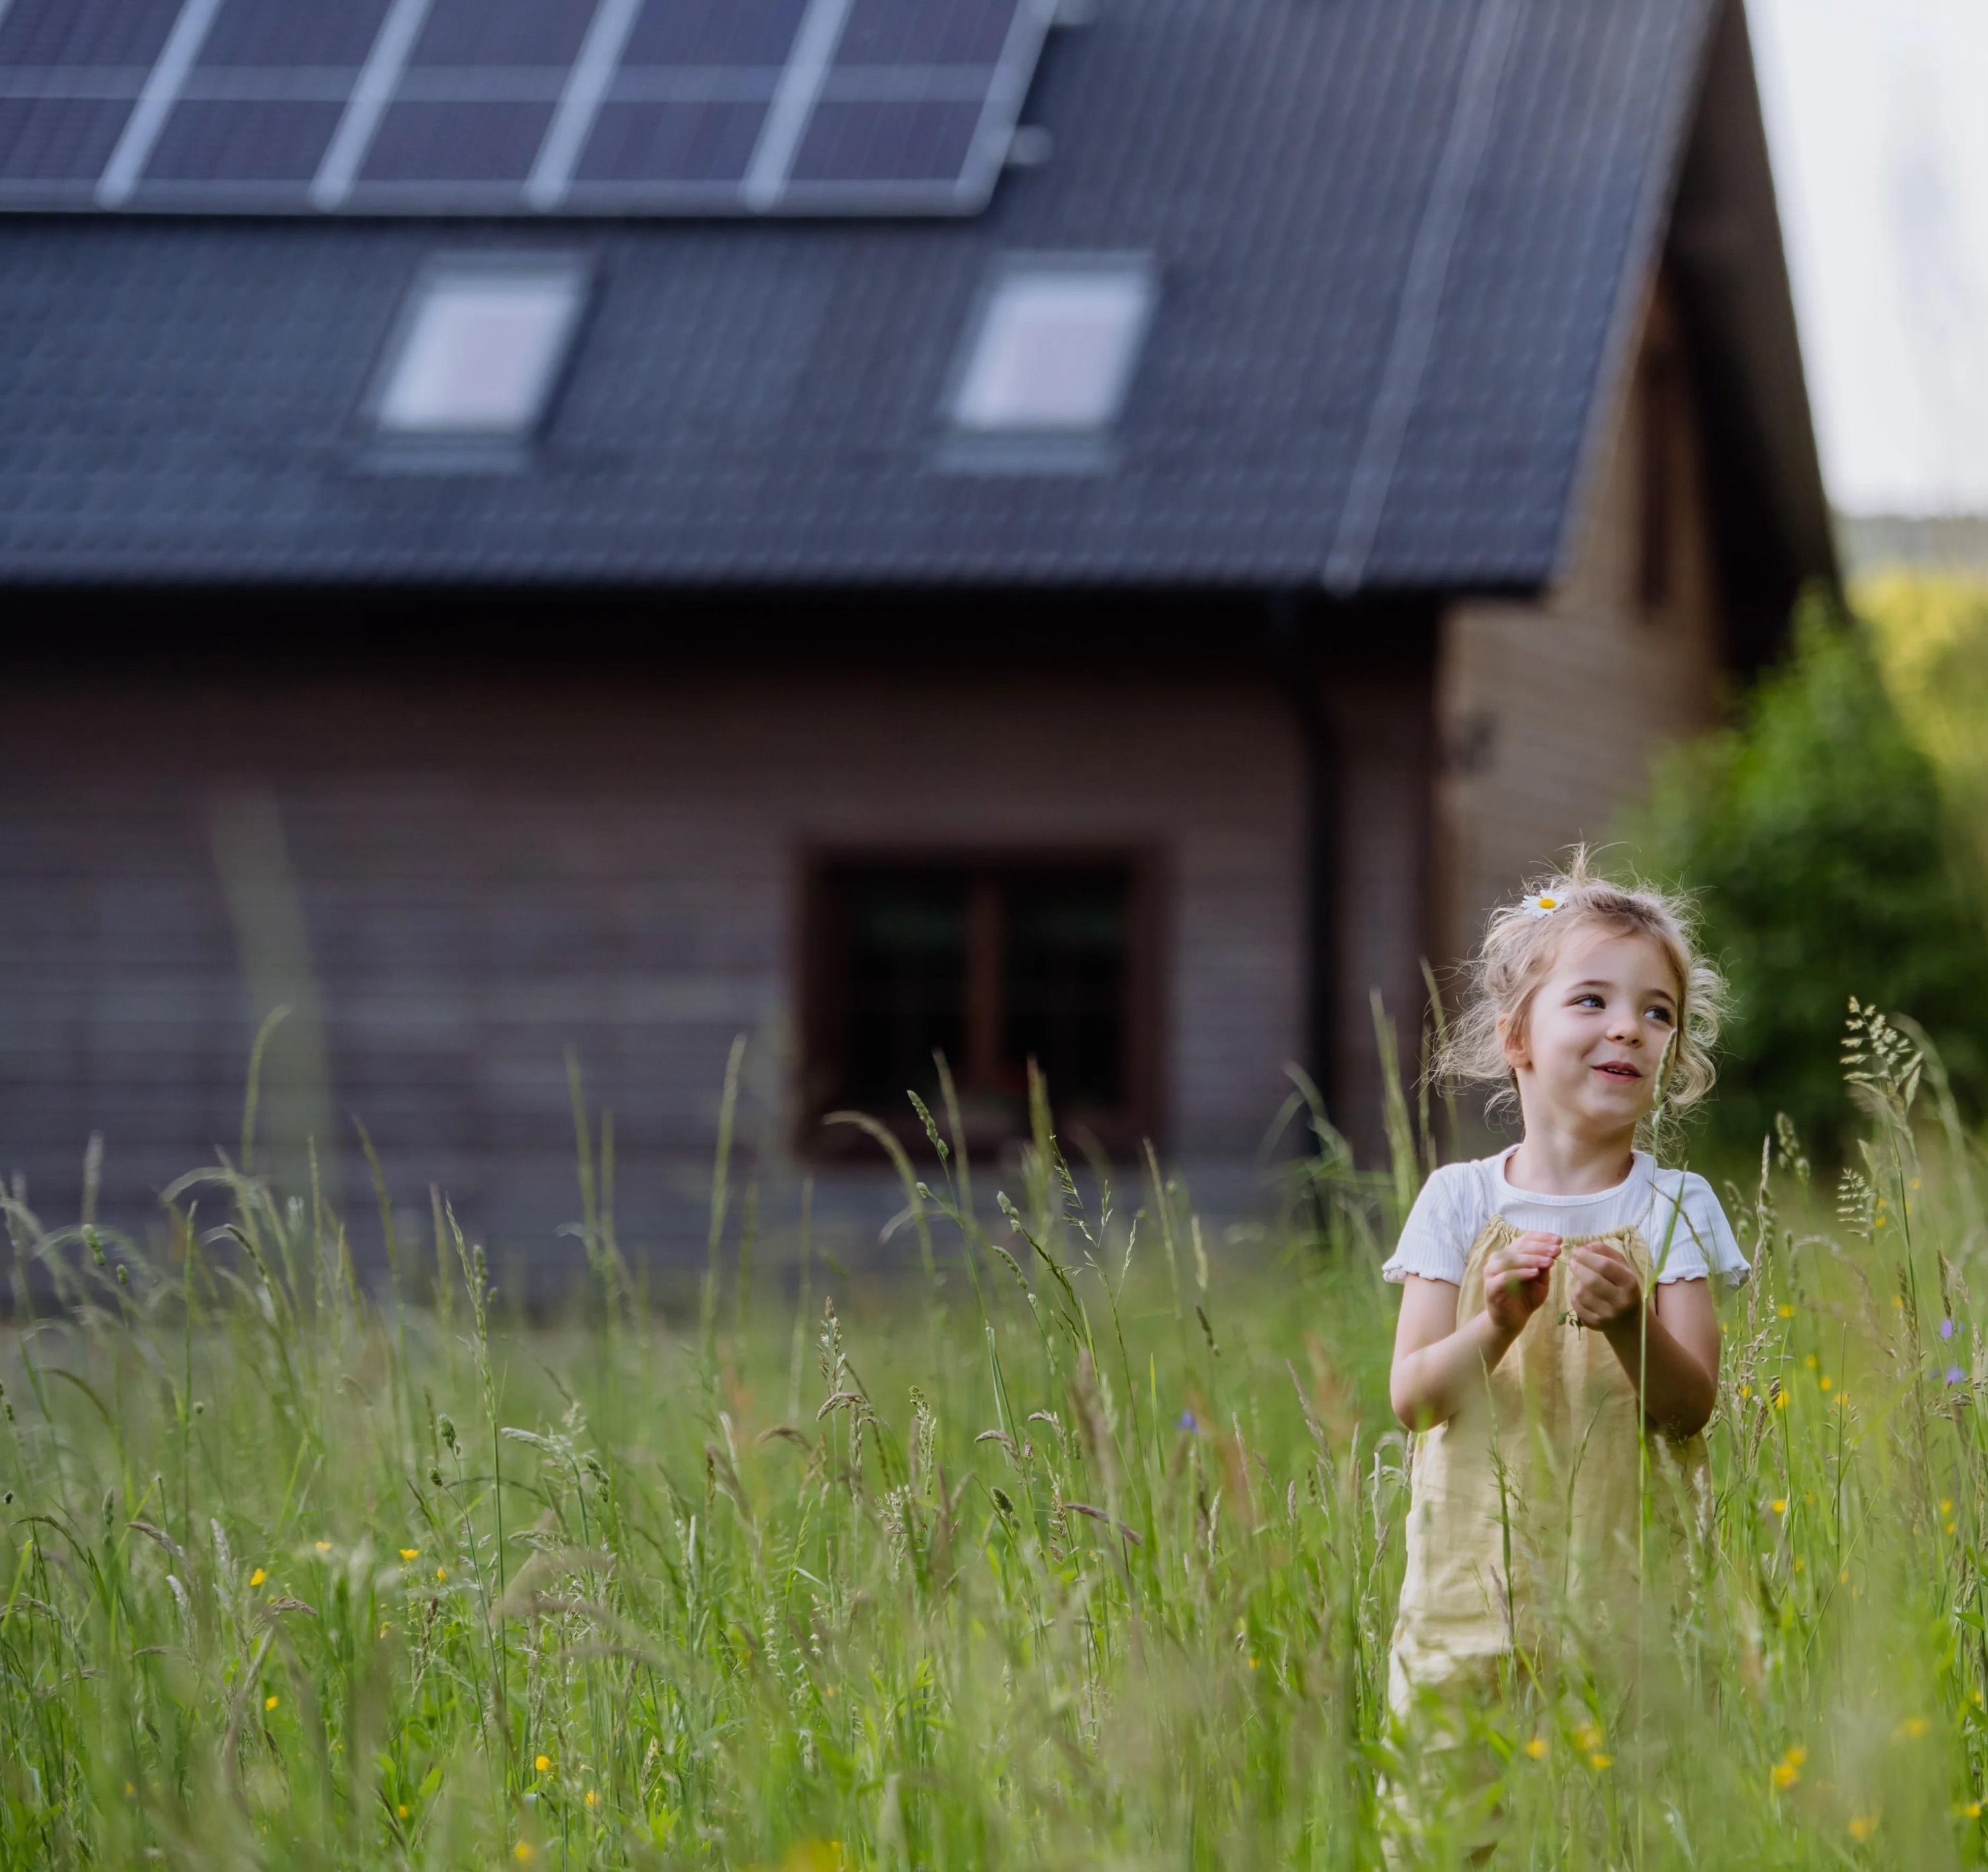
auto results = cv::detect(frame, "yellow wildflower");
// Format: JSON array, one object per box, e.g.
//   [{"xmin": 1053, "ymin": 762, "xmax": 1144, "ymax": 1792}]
[
  {"xmin": 1848, "ymin": 1814, "xmax": 1878, "ymax": 1842},
  {"xmin": 1904, "ymin": 1716, "xmax": 1930, "ymax": 1739},
  {"xmin": 779, "ymin": 1843, "xmax": 848, "ymax": 1872},
  {"xmin": 400, "ymin": 1548, "xmax": 419, "ymax": 1562},
  {"xmin": 1741, "ymin": 1384, "xmax": 1752, "ymax": 1399},
  {"xmin": 1524, "ymin": 1737, "xmax": 1548, "ymax": 1760},
  {"xmin": 1588, "ymin": 1752, "xmax": 1613, "ymax": 1771},
  {"xmin": 584, "ymin": 1790, "xmax": 599, "ymax": 1809},
  {"xmin": 1943, "ymin": 1499, "xmax": 1955, "ymax": 1515},
  {"xmin": 1772, "ymin": 1762, "xmax": 1799, "ymax": 1789},
  {"xmin": 1771, "ymin": 1500, "xmax": 1788, "ymax": 1516},
  {"xmin": 1574, "ymin": 1723, "xmax": 1602, "ymax": 1751},
  {"xmin": 315, "ymin": 1541, "xmax": 332, "ymax": 1554},
  {"xmin": 535, "ymin": 1755, "xmax": 551, "ymax": 1773},
  {"xmin": 248, "ymin": 1568, "xmax": 266, "ymax": 1588},
  {"xmin": 1965, "ymin": 1802, "xmax": 1983, "ymax": 1820},
  {"xmin": 125, "ymin": 1783, "xmax": 135, "ymax": 1796},
  {"xmin": 1820, "ymin": 1376, "xmax": 1833, "ymax": 1392},
  {"xmin": 1775, "ymin": 1392, "xmax": 1789, "ymax": 1411},
  {"xmin": 435, "ymin": 1567, "xmax": 449, "ymax": 1582},
  {"xmin": 398, "ymin": 1804, "xmax": 410, "ymax": 1819},
  {"xmin": 515, "ymin": 1845, "xmax": 535, "ymax": 1864},
  {"xmin": 1785, "ymin": 1746, "xmax": 1808, "ymax": 1768},
  {"xmin": 1779, "ymin": 1304, "xmax": 1795, "ymax": 1319},
  {"xmin": 264, "ymin": 1694, "xmax": 279, "ymax": 1712},
  {"xmin": 1805, "ymin": 1354, "xmax": 1818, "ymax": 1370}
]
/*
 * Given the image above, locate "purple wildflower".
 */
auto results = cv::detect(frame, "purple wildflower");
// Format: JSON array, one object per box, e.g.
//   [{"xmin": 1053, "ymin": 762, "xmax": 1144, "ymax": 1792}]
[
  {"xmin": 1942, "ymin": 1318, "xmax": 1957, "ymax": 1341},
  {"xmin": 1946, "ymin": 1366, "xmax": 1966, "ymax": 1386},
  {"xmin": 1176, "ymin": 1410, "xmax": 1199, "ymax": 1433}
]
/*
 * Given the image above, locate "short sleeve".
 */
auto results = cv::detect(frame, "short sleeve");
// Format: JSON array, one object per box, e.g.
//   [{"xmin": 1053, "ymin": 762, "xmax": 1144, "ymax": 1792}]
[
  {"xmin": 1381, "ymin": 1163, "xmax": 1482, "ymax": 1286},
  {"xmin": 1647, "ymin": 1171, "xmax": 1750, "ymax": 1288}
]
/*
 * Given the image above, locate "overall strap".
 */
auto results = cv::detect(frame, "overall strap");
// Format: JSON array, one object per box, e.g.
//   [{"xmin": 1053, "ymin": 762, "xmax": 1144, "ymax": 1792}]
[{"xmin": 1460, "ymin": 1212, "xmax": 1520, "ymax": 1276}]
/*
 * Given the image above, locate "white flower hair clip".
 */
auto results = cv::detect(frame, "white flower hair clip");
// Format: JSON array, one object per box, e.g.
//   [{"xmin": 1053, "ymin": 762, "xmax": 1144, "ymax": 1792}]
[{"xmin": 1521, "ymin": 892, "xmax": 1563, "ymax": 918}]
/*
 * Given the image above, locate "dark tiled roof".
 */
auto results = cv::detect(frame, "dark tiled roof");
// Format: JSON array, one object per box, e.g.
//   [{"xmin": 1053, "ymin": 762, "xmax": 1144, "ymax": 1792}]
[{"xmin": 0, "ymin": 0, "xmax": 1720, "ymax": 591}]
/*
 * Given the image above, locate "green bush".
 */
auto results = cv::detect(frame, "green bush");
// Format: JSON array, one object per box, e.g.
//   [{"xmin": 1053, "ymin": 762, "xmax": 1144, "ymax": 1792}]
[{"xmin": 1632, "ymin": 593, "xmax": 1988, "ymax": 1160}]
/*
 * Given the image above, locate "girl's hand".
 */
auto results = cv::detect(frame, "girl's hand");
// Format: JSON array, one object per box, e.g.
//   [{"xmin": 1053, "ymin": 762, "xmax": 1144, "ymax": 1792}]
[
  {"xmin": 1482, "ymin": 1231, "xmax": 1561, "ymax": 1337},
  {"xmin": 1567, "ymin": 1240, "xmax": 1643, "ymax": 1329}
]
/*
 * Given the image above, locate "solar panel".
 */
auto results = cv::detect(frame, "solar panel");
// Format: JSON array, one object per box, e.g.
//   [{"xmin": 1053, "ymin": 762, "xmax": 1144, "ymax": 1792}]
[
  {"xmin": 0, "ymin": 0, "xmax": 1058, "ymax": 215},
  {"xmin": 0, "ymin": 0, "xmax": 184, "ymax": 69},
  {"xmin": 620, "ymin": 0, "xmax": 809, "ymax": 68}
]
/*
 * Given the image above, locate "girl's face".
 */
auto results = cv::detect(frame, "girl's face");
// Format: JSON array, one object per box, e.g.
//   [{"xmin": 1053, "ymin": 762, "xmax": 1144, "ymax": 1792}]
[{"xmin": 1500, "ymin": 925, "xmax": 1681, "ymax": 1137}]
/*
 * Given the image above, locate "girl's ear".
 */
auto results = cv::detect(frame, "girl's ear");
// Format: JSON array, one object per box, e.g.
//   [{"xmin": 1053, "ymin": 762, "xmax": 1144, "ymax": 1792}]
[{"xmin": 1498, "ymin": 1010, "xmax": 1527, "ymax": 1073}]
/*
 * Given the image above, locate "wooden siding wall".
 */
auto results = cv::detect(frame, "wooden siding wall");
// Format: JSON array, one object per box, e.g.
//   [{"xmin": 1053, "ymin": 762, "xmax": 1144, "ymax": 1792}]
[
  {"xmin": 0, "ymin": 668, "xmax": 1307, "ymax": 1271},
  {"xmin": 1323, "ymin": 663, "xmax": 1436, "ymax": 1145},
  {"xmin": 1435, "ymin": 282, "xmax": 1727, "ymax": 978}
]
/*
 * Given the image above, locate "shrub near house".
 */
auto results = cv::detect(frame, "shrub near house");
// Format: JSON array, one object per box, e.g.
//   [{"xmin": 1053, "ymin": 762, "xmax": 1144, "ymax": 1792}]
[{"xmin": 1633, "ymin": 596, "xmax": 1988, "ymax": 1159}]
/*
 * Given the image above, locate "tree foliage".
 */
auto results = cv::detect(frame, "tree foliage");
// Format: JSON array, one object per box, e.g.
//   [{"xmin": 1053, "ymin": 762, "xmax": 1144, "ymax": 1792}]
[
  {"xmin": 1632, "ymin": 592, "xmax": 1988, "ymax": 1160},
  {"xmin": 1860, "ymin": 571, "xmax": 1988, "ymax": 881}
]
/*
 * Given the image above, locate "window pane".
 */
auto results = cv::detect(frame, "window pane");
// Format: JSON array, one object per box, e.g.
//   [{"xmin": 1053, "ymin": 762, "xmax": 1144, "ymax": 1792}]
[
  {"xmin": 1001, "ymin": 869, "xmax": 1128, "ymax": 1109},
  {"xmin": 841, "ymin": 872, "xmax": 967, "ymax": 1109},
  {"xmin": 376, "ymin": 261, "xmax": 586, "ymax": 436},
  {"xmin": 952, "ymin": 265, "xmax": 1152, "ymax": 432}
]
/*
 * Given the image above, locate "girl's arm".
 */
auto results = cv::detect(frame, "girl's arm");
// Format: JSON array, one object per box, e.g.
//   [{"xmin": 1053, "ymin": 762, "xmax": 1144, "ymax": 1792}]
[
  {"xmin": 1388, "ymin": 1231, "xmax": 1563, "ymax": 1429},
  {"xmin": 1566, "ymin": 1243, "xmax": 1720, "ymax": 1437}
]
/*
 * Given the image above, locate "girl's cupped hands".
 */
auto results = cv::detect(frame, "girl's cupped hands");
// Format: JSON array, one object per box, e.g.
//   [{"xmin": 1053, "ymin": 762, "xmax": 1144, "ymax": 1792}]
[
  {"xmin": 1566, "ymin": 1239, "xmax": 1643, "ymax": 1329},
  {"xmin": 1483, "ymin": 1231, "xmax": 1561, "ymax": 1335}
]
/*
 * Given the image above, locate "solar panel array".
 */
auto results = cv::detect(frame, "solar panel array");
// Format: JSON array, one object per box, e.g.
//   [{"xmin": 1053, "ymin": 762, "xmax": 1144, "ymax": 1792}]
[{"xmin": 0, "ymin": 0, "xmax": 1058, "ymax": 215}]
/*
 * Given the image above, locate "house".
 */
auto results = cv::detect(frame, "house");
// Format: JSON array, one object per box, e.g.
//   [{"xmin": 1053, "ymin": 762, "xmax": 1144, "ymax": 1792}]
[{"xmin": 0, "ymin": 0, "xmax": 1833, "ymax": 1274}]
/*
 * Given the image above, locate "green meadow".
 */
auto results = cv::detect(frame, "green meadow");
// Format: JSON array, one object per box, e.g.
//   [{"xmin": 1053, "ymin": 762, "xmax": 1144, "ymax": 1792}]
[{"xmin": 5, "ymin": 1008, "xmax": 1988, "ymax": 1870}]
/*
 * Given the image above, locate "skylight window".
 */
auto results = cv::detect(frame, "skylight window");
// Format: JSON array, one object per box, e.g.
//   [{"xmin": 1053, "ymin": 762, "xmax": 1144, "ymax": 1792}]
[
  {"xmin": 950, "ymin": 258, "xmax": 1155, "ymax": 436},
  {"xmin": 373, "ymin": 256, "xmax": 588, "ymax": 443}
]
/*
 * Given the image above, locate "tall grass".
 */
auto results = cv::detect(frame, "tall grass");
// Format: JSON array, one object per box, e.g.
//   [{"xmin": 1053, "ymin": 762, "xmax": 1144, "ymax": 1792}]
[{"xmin": 4, "ymin": 1009, "xmax": 1988, "ymax": 1869}]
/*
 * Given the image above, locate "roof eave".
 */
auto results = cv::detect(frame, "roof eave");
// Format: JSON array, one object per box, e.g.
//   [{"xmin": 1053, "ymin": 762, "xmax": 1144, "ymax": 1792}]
[{"xmin": 1548, "ymin": 0, "xmax": 1836, "ymax": 667}]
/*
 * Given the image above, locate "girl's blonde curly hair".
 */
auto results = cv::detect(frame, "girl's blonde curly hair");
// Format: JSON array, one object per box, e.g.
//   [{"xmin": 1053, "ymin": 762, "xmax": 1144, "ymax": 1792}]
[{"xmin": 1437, "ymin": 848, "xmax": 1726, "ymax": 1124}]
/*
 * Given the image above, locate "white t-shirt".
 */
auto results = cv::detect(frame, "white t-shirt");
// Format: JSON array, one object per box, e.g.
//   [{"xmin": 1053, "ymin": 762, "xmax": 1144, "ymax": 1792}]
[{"xmin": 1380, "ymin": 1148, "xmax": 1750, "ymax": 1289}]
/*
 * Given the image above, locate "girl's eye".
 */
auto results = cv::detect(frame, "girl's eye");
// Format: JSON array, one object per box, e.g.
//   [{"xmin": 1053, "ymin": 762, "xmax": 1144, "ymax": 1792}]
[
  {"xmin": 1646, "ymin": 1005, "xmax": 1675, "ymax": 1024},
  {"xmin": 1574, "ymin": 993, "xmax": 1604, "ymax": 1009}
]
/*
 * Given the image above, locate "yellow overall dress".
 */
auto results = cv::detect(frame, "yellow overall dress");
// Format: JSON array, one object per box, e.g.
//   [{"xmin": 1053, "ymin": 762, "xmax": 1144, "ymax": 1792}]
[{"xmin": 1387, "ymin": 1213, "xmax": 1711, "ymax": 1724}]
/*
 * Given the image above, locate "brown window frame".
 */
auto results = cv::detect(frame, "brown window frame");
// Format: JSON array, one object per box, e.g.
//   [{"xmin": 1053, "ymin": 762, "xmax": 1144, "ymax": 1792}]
[{"xmin": 796, "ymin": 846, "xmax": 1165, "ymax": 1162}]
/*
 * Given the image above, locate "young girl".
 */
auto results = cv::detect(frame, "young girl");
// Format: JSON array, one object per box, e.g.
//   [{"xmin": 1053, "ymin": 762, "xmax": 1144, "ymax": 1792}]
[{"xmin": 1382, "ymin": 855, "xmax": 1749, "ymax": 1730}]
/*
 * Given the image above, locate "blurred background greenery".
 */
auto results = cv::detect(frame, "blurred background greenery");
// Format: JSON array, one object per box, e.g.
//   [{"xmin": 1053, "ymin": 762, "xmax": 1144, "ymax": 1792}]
[{"xmin": 1628, "ymin": 570, "xmax": 1988, "ymax": 1166}]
